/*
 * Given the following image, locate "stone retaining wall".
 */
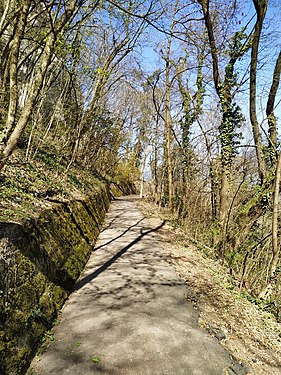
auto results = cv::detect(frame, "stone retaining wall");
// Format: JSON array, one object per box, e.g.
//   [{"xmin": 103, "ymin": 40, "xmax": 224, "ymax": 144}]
[{"xmin": 0, "ymin": 185, "xmax": 112, "ymax": 374}]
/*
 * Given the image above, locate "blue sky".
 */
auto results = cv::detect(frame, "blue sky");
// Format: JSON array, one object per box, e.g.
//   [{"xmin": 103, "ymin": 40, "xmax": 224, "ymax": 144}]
[{"xmin": 136, "ymin": 0, "xmax": 281, "ymax": 147}]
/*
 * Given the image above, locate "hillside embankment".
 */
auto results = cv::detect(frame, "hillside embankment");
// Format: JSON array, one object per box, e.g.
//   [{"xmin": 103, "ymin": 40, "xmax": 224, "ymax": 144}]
[{"xmin": 0, "ymin": 150, "xmax": 135, "ymax": 375}]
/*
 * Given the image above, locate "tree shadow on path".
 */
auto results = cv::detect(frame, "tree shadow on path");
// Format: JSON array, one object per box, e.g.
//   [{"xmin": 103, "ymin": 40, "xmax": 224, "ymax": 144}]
[
  {"xmin": 93, "ymin": 217, "xmax": 145, "ymax": 252},
  {"xmin": 74, "ymin": 220, "xmax": 166, "ymax": 291}
]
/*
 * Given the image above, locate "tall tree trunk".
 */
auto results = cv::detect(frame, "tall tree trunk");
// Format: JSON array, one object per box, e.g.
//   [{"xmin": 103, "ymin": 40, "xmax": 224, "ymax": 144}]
[
  {"xmin": 270, "ymin": 151, "xmax": 281, "ymax": 277},
  {"xmin": 266, "ymin": 50, "xmax": 281, "ymax": 167},
  {"xmin": 198, "ymin": 0, "xmax": 230, "ymax": 239},
  {"xmin": 219, "ymin": 167, "xmax": 229, "ymax": 236},
  {"xmin": 164, "ymin": 53, "xmax": 173, "ymax": 210},
  {"xmin": 153, "ymin": 114, "xmax": 160, "ymax": 202},
  {"xmin": 259, "ymin": 151, "xmax": 281, "ymax": 298},
  {"xmin": 163, "ymin": 2, "xmax": 179, "ymax": 210},
  {"xmin": 249, "ymin": 0, "xmax": 268, "ymax": 183}
]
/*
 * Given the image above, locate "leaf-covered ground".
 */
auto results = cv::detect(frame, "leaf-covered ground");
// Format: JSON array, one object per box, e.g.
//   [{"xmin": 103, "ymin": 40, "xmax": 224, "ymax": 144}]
[{"xmin": 138, "ymin": 200, "xmax": 281, "ymax": 375}]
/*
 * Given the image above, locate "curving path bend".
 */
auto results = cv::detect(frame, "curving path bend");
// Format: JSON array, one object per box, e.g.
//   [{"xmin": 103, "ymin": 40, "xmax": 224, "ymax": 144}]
[{"xmin": 29, "ymin": 196, "xmax": 246, "ymax": 375}]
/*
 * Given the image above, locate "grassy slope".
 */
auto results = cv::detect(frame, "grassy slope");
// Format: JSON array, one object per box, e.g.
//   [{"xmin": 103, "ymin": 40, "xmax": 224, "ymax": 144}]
[{"xmin": 0, "ymin": 149, "xmax": 110, "ymax": 223}]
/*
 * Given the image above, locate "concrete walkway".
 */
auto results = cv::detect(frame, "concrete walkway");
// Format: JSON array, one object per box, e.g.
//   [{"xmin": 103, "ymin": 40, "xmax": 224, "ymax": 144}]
[{"xmin": 29, "ymin": 196, "xmax": 244, "ymax": 375}]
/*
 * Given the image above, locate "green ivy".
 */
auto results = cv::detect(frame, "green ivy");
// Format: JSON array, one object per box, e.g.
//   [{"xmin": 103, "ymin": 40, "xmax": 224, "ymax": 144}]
[{"xmin": 217, "ymin": 29, "xmax": 250, "ymax": 171}]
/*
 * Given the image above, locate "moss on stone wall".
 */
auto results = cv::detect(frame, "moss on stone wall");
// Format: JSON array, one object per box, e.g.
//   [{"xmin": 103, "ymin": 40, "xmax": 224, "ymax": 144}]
[{"xmin": 0, "ymin": 185, "xmax": 112, "ymax": 375}]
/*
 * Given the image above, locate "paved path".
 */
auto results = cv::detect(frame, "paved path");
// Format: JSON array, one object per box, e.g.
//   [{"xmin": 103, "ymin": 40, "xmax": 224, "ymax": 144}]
[{"xmin": 29, "ymin": 196, "xmax": 244, "ymax": 375}]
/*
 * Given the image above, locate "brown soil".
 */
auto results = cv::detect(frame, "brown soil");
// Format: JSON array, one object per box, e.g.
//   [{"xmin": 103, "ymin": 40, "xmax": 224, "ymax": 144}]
[{"xmin": 138, "ymin": 200, "xmax": 281, "ymax": 375}]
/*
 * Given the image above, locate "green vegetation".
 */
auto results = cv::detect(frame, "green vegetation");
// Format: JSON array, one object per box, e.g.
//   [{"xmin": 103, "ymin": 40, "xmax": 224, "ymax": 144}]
[
  {"xmin": 91, "ymin": 356, "xmax": 101, "ymax": 364},
  {"xmin": 42, "ymin": 331, "xmax": 55, "ymax": 343}
]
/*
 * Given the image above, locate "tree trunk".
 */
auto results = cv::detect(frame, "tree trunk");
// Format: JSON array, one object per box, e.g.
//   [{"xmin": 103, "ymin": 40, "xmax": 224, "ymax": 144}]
[
  {"xmin": 249, "ymin": 0, "xmax": 268, "ymax": 183},
  {"xmin": 270, "ymin": 151, "xmax": 281, "ymax": 277},
  {"xmin": 163, "ymin": 2, "xmax": 180, "ymax": 210},
  {"xmin": 198, "ymin": 0, "xmax": 230, "ymax": 244},
  {"xmin": 219, "ymin": 167, "xmax": 229, "ymax": 230},
  {"xmin": 153, "ymin": 113, "xmax": 159, "ymax": 202},
  {"xmin": 0, "ymin": 0, "xmax": 31, "ymax": 144},
  {"xmin": 164, "ymin": 63, "xmax": 173, "ymax": 210},
  {"xmin": 266, "ymin": 50, "xmax": 281, "ymax": 167},
  {"xmin": 259, "ymin": 151, "xmax": 281, "ymax": 298},
  {"xmin": 0, "ymin": 33, "xmax": 55, "ymax": 169}
]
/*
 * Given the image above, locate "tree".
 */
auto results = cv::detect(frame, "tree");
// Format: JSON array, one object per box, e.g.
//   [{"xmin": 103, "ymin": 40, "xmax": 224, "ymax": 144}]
[
  {"xmin": 66, "ymin": 1, "xmax": 149, "ymax": 169},
  {"xmin": 245, "ymin": 0, "xmax": 281, "ymax": 296},
  {"xmin": 197, "ymin": 0, "xmax": 249, "ymax": 253},
  {"xmin": 0, "ymin": 0, "xmax": 101, "ymax": 170},
  {"xmin": 249, "ymin": 0, "xmax": 268, "ymax": 183}
]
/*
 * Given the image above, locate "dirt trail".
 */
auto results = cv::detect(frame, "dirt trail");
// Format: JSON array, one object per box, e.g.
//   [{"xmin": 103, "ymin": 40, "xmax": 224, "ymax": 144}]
[{"xmin": 28, "ymin": 196, "xmax": 248, "ymax": 375}]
